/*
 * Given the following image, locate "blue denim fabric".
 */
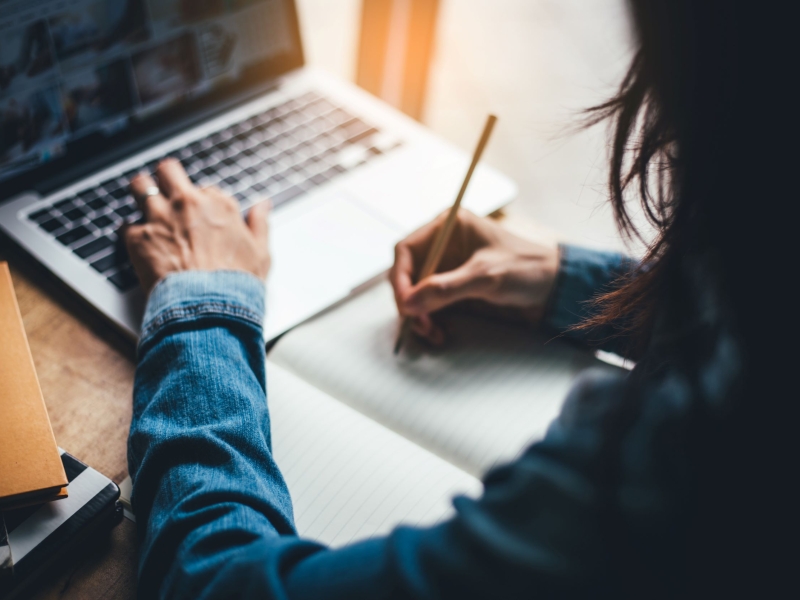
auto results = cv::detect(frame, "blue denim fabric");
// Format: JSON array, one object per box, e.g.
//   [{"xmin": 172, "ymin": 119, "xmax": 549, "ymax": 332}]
[
  {"xmin": 544, "ymin": 244, "xmax": 637, "ymax": 357},
  {"xmin": 128, "ymin": 248, "xmax": 720, "ymax": 599}
]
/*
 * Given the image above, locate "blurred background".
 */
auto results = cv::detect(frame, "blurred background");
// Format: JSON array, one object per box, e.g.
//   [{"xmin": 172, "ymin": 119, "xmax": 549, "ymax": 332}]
[{"xmin": 295, "ymin": 0, "xmax": 645, "ymax": 254}]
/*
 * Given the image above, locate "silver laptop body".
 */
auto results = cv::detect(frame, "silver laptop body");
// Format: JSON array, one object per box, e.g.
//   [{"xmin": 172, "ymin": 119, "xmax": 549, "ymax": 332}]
[{"xmin": 0, "ymin": 0, "xmax": 515, "ymax": 340}]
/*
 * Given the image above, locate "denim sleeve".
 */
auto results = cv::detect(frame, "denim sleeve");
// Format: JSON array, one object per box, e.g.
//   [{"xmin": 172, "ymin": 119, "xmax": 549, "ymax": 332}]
[
  {"xmin": 543, "ymin": 244, "xmax": 638, "ymax": 358},
  {"xmin": 129, "ymin": 270, "xmax": 649, "ymax": 599},
  {"xmin": 127, "ymin": 271, "xmax": 322, "ymax": 598}
]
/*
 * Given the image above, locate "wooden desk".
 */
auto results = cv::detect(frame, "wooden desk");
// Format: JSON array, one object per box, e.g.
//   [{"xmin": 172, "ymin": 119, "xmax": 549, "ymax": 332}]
[{"xmin": 0, "ymin": 238, "xmax": 138, "ymax": 599}]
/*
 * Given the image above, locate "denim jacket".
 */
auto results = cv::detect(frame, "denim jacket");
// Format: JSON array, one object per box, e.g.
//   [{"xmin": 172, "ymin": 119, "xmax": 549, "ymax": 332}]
[{"xmin": 128, "ymin": 244, "xmax": 738, "ymax": 598}]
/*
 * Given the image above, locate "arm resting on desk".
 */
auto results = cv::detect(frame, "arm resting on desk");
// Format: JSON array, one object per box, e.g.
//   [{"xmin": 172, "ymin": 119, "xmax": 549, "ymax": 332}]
[{"xmin": 127, "ymin": 271, "xmax": 320, "ymax": 598}]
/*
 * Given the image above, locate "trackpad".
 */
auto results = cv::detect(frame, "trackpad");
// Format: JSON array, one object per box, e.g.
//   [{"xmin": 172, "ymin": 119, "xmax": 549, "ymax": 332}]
[{"xmin": 267, "ymin": 194, "xmax": 400, "ymax": 335}]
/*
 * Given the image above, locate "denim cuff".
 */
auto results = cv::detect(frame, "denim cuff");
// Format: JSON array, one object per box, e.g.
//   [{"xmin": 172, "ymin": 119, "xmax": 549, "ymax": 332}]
[
  {"xmin": 140, "ymin": 270, "xmax": 266, "ymax": 343},
  {"xmin": 544, "ymin": 243, "xmax": 632, "ymax": 333}
]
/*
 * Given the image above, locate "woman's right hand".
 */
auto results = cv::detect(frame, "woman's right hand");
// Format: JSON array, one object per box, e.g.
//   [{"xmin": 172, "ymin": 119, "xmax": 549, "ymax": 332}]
[{"xmin": 389, "ymin": 209, "xmax": 560, "ymax": 344}]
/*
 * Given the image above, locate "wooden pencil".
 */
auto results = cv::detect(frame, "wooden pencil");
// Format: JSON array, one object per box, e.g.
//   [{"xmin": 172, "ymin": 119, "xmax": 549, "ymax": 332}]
[{"xmin": 393, "ymin": 114, "xmax": 498, "ymax": 355}]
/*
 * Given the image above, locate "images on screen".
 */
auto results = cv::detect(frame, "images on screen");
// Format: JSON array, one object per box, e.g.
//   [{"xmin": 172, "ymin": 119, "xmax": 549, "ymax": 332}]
[
  {"xmin": 0, "ymin": 86, "xmax": 68, "ymax": 179},
  {"xmin": 132, "ymin": 33, "xmax": 201, "ymax": 108},
  {"xmin": 0, "ymin": 20, "xmax": 56, "ymax": 95},
  {"xmin": 62, "ymin": 59, "xmax": 136, "ymax": 134},
  {"xmin": 48, "ymin": 0, "xmax": 149, "ymax": 66},
  {"xmin": 0, "ymin": 0, "xmax": 293, "ymax": 184}
]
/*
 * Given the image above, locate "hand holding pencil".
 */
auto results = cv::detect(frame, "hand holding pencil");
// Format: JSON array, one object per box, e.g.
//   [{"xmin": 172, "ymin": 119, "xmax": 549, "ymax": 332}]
[{"xmin": 390, "ymin": 116, "xmax": 561, "ymax": 352}]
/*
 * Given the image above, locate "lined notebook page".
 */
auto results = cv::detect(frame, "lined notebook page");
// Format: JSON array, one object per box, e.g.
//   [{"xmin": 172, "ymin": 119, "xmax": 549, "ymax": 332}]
[
  {"xmin": 267, "ymin": 361, "xmax": 481, "ymax": 547},
  {"xmin": 270, "ymin": 282, "xmax": 620, "ymax": 478}
]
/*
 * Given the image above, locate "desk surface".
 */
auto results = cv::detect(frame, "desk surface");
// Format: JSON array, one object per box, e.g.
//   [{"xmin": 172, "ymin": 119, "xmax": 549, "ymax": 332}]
[{"xmin": 0, "ymin": 239, "xmax": 138, "ymax": 600}]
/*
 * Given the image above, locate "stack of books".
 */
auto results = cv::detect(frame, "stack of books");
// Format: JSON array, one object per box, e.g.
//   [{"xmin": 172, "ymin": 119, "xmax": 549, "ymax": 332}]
[
  {"xmin": 0, "ymin": 264, "xmax": 68, "ymax": 512},
  {"xmin": 0, "ymin": 263, "xmax": 120, "ymax": 598}
]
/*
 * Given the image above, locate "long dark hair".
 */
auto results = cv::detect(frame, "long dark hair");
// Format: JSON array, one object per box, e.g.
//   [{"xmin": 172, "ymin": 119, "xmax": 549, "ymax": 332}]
[
  {"xmin": 586, "ymin": 3, "xmax": 788, "ymax": 594},
  {"xmin": 580, "ymin": 1, "xmax": 753, "ymax": 350}
]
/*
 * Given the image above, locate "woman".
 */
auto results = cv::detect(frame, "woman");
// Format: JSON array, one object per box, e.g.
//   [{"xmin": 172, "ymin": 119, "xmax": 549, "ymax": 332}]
[{"xmin": 126, "ymin": 1, "xmax": 783, "ymax": 597}]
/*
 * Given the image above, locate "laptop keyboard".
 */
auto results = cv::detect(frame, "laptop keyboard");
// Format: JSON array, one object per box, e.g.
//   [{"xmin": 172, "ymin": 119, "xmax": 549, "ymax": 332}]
[{"xmin": 26, "ymin": 91, "xmax": 401, "ymax": 292}]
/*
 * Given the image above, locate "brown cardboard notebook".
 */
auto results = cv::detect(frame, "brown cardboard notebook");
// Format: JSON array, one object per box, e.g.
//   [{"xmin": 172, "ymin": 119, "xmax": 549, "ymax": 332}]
[{"xmin": 0, "ymin": 263, "xmax": 68, "ymax": 511}]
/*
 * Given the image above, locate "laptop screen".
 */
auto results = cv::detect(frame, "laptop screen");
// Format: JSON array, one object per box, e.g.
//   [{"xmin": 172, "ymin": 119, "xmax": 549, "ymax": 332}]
[{"xmin": 0, "ymin": 0, "xmax": 303, "ymax": 197}]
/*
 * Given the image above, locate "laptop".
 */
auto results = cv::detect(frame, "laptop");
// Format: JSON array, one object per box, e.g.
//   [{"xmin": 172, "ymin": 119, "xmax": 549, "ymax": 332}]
[{"xmin": 0, "ymin": 0, "xmax": 516, "ymax": 340}]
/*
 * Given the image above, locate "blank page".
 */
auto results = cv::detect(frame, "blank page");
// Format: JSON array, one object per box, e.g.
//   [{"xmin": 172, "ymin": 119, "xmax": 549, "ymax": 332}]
[
  {"xmin": 270, "ymin": 282, "xmax": 621, "ymax": 478},
  {"xmin": 267, "ymin": 361, "xmax": 481, "ymax": 548}
]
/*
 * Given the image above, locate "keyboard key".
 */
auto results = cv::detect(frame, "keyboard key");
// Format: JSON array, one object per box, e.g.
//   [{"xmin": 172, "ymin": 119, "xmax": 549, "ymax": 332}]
[
  {"xmin": 337, "ymin": 145, "xmax": 368, "ymax": 170},
  {"xmin": 347, "ymin": 127, "xmax": 378, "ymax": 145},
  {"xmin": 87, "ymin": 197, "xmax": 108, "ymax": 211},
  {"xmin": 39, "ymin": 217, "xmax": 64, "ymax": 233},
  {"xmin": 282, "ymin": 111, "xmax": 303, "ymax": 126},
  {"xmin": 339, "ymin": 116, "xmax": 374, "ymax": 136},
  {"xmin": 294, "ymin": 158, "xmax": 316, "ymax": 173},
  {"xmin": 177, "ymin": 147, "xmax": 193, "ymax": 160},
  {"xmin": 307, "ymin": 116, "xmax": 332, "ymax": 135},
  {"xmin": 108, "ymin": 266, "xmax": 139, "ymax": 291},
  {"xmin": 28, "ymin": 208, "xmax": 53, "ymax": 222},
  {"xmin": 327, "ymin": 108, "xmax": 353, "ymax": 126},
  {"xmin": 74, "ymin": 235, "xmax": 114, "ymax": 259},
  {"xmin": 216, "ymin": 139, "xmax": 235, "ymax": 153},
  {"xmin": 207, "ymin": 150, "xmax": 224, "ymax": 165},
  {"xmin": 234, "ymin": 191, "xmax": 254, "ymax": 205},
  {"xmin": 53, "ymin": 198, "xmax": 75, "ymax": 211},
  {"xmin": 77, "ymin": 188, "xmax": 99, "ymax": 203},
  {"xmin": 306, "ymin": 99, "xmax": 335, "ymax": 116},
  {"xmin": 63, "ymin": 207, "xmax": 87, "ymax": 221},
  {"xmin": 255, "ymin": 112, "xmax": 273, "ymax": 126},
  {"xmin": 184, "ymin": 162, "xmax": 202, "ymax": 177},
  {"xmin": 91, "ymin": 252, "xmax": 121, "ymax": 274},
  {"xmin": 297, "ymin": 91, "xmax": 320, "ymax": 104},
  {"xmin": 310, "ymin": 173, "xmax": 329, "ymax": 186},
  {"xmin": 92, "ymin": 214, "xmax": 114, "ymax": 228},
  {"xmin": 108, "ymin": 186, "xmax": 128, "ymax": 200},
  {"xmin": 271, "ymin": 185, "xmax": 304, "ymax": 207},
  {"xmin": 56, "ymin": 225, "xmax": 92, "ymax": 246},
  {"xmin": 115, "ymin": 204, "xmax": 137, "ymax": 218},
  {"xmin": 322, "ymin": 166, "xmax": 346, "ymax": 180}
]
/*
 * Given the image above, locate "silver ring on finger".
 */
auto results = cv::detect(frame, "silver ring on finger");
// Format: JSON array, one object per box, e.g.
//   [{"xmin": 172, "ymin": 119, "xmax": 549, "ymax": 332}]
[{"xmin": 135, "ymin": 185, "xmax": 161, "ymax": 205}]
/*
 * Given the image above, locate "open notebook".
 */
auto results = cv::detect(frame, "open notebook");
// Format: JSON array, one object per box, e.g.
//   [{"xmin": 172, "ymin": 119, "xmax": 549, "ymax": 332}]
[{"xmin": 267, "ymin": 281, "xmax": 622, "ymax": 547}]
